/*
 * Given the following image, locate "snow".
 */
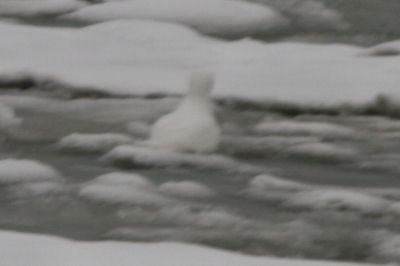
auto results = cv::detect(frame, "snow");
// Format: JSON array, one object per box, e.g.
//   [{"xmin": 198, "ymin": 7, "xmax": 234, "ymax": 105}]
[
  {"xmin": 0, "ymin": 21, "xmax": 400, "ymax": 106},
  {"xmin": 0, "ymin": 159, "xmax": 60, "ymax": 184},
  {"xmin": 0, "ymin": 0, "xmax": 85, "ymax": 17},
  {"xmin": 0, "ymin": 230, "xmax": 376, "ymax": 266},
  {"xmin": 0, "ymin": 102, "xmax": 21, "ymax": 132},
  {"xmin": 283, "ymin": 189, "xmax": 389, "ymax": 214},
  {"xmin": 79, "ymin": 172, "xmax": 169, "ymax": 205},
  {"xmin": 254, "ymin": 121, "xmax": 355, "ymax": 139},
  {"xmin": 57, "ymin": 133, "xmax": 134, "ymax": 153},
  {"xmin": 101, "ymin": 145, "xmax": 262, "ymax": 173},
  {"xmin": 62, "ymin": 0, "xmax": 288, "ymax": 37},
  {"xmin": 148, "ymin": 70, "xmax": 221, "ymax": 153},
  {"xmin": 159, "ymin": 181, "xmax": 214, "ymax": 199}
]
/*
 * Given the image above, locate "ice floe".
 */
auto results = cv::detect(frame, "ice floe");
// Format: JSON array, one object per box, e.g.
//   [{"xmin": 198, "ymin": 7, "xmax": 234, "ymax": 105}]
[
  {"xmin": 62, "ymin": 0, "xmax": 288, "ymax": 37},
  {"xmin": 254, "ymin": 120, "xmax": 355, "ymax": 139},
  {"xmin": 101, "ymin": 145, "xmax": 262, "ymax": 173},
  {"xmin": 0, "ymin": 159, "xmax": 60, "ymax": 184},
  {"xmin": 58, "ymin": 133, "xmax": 134, "ymax": 153},
  {"xmin": 283, "ymin": 189, "xmax": 389, "ymax": 214},
  {"xmin": 0, "ymin": 0, "xmax": 85, "ymax": 18},
  {"xmin": 79, "ymin": 172, "xmax": 170, "ymax": 205},
  {"xmin": 159, "ymin": 181, "xmax": 214, "ymax": 199}
]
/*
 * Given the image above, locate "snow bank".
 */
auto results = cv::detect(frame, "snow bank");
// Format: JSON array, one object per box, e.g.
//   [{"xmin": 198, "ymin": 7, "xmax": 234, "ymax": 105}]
[
  {"xmin": 0, "ymin": 159, "xmax": 60, "ymax": 184},
  {"xmin": 0, "ymin": 230, "xmax": 376, "ymax": 266},
  {"xmin": 283, "ymin": 189, "xmax": 389, "ymax": 214},
  {"xmin": 0, "ymin": 102, "xmax": 21, "ymax": 131},
  {"xmin": 159, "ymin": 181, "xmax": 214, "ymax": 199},
  {"xmin": 101, "ymin": 145, "xmax": 262, "ymax": 173},
  {"xmin": 0, "ymin": 21, "xmax": 400, "ymax": 106},
  {"xmin": 62, "ymin": 0, "xmax": 288, "ymax": 37},
  {"xmin": 0, "ymin": 0, "xmax": 85, "ymax": 17},
  {"xmin": 254, "ymin": 121, "xmax": 355, "ymax": 139},
  {"xmin": 285, "ymin": 142, "xmax": 358, "ymax": 162},
  {"xmin": 79, "ymin": 172, "xmax": 170, "ymax": 205},
  {"xmin": 57, "ymin": 133, "xmax": 134, "ymax": 153}
]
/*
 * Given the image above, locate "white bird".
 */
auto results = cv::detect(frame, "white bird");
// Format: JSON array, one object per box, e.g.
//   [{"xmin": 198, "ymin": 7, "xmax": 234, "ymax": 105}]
[{"xmin": 148, "ymin": 70, "xmax": 221, "ymax": 153}]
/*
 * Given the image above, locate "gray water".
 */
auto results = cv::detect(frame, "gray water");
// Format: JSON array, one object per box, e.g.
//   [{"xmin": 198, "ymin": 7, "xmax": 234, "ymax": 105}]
[{"xmin": 1, "ymin": 91, "xmax": 400, "ymax": 264}]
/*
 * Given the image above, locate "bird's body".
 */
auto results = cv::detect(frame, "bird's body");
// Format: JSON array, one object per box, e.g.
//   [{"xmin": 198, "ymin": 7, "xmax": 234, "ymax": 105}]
[{"xmin": 148, "ymin": 71, "xmax": 220, "ymax": 153}]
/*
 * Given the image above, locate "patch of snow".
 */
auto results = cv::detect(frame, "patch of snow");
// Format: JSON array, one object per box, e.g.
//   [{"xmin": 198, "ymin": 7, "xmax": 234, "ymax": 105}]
[
  {"xmin": 0, "ymin": 0, "xmax": 85, "ymax": 17},
  {"xmin": 148, "ymin": 70, "xmax": 220, "ymax": 153},
  {"xmin": 101, "ymin": 145, "xmax": 262, "ymax": 173},
  {"xmin": 57, "ymin": 133, "xmax": 134, "ymax": 153},
  {"xmin": 159, "ymin": 181, "xmax": 214, "ymax": 199},
  {"xmin": 79, "ymin": 172, "xmax": 170, "ymax": 205},
  {"xmin": 254, "ymin": 120, "xmax": 355, "ymax": 139},
  {"xmin": 0, "ymin": 159, "xmax": 60, "ymax": 184},
  {"xmin": 62, "ymin": 0, "xmax": 288, "ymax": 37},
  {"xmin": 283, "ymin": 189, "xmax": 389, "ymax": 214},
  {"xmin": 0, "ymin": 230, "xmax": 376, "ymax": 266}
]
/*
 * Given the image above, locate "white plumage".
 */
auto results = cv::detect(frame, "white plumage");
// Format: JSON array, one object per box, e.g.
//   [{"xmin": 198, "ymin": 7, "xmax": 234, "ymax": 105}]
[{"xmin": 148, "ymin": 70, "xmax": 221, "ymax": 153}]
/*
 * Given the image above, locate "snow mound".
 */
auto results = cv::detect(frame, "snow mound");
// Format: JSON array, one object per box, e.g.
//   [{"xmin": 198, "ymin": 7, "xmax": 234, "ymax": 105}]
[
  {"xmin": 364, "ymin": 40, "xmax": 400, "ymax": 57},
  {"xmin": 254, "ymin": 121, "xmax": 355, "ymax": 139},
  {"xmin": 0, "ymin": 159, "xmax": 60, "ymax": 184},
  {"xmin": 0, "ymin": 102, "xmax": 22, "ymax": 132},
  {"xmin": 0, "ymin": 0, "xmax": 85, "ymax": 17},
  {"xmin": 0, "ymin": 230, "xmax": 375, "ymax": 266},
  {"xmin": 101, "ymin": 145, "xmax": 262, "ymax": 173},
  {"xmin": 62, "ymin": 0, "xmax": 288, "ymax": 37},
  {"xmin": 159, "ymin": 181, "xmax": 214, "ymax": 199},
  {"xmin": 57, "ymin": 133, "xmax": 134, "ymax": 153},
  {"xmin": 285, "ymin": 142, "xmax": 358, "ymax": 162},
  {"xmin": 79, "ymin": 172, "xmax": 170, "ymax": 205},
  {"xmin": 284, "ymin": 189, "xmax": 389, "ymax": 214}
]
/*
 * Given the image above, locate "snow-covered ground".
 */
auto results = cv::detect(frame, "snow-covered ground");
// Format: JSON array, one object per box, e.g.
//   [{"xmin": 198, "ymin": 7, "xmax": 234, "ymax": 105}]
[
  {"xmin": 0, "ymin": 230, "xmax": 378, "ymax": 266},
  {"xmin": 0, "ymin": 20, "xmax": 399, "ymax": 106}
]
